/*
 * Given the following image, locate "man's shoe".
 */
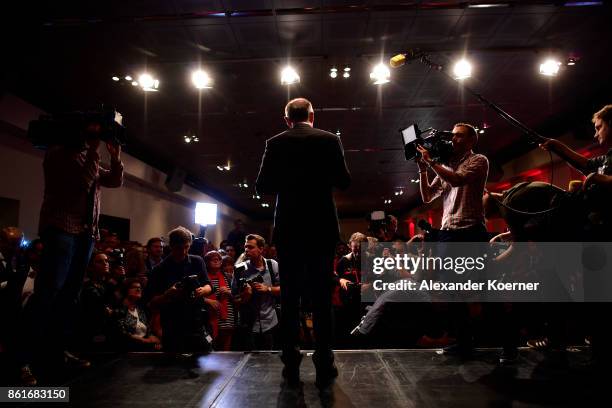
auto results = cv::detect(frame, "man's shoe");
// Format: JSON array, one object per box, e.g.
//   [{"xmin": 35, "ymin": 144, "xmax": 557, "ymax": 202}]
[
  {"xmin": 64, "ymin": 351, "xmax": 91, "ymax": 368},
  {"xmin": 499, "ymin": 349, "xmax": 519, "ymax": 365},
  {"xmin": 315, "ymin": 363, "xmax": 338, "ymax": 389},
  {"xmin": 20, "ymin": 365, "xmax": 37, "ymax": 386}
]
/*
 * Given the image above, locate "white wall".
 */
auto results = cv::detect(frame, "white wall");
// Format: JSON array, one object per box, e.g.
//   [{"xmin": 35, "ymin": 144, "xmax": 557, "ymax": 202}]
[{"xmin": 0, "ymin": 94, "xmax": 255, "ymax": 245}]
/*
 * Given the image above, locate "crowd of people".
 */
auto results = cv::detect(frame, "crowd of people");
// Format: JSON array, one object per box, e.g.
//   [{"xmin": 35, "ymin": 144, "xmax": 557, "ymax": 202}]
[{"xmin": 1, "ymin": 98, "xmax": 610, "ymax": 389}]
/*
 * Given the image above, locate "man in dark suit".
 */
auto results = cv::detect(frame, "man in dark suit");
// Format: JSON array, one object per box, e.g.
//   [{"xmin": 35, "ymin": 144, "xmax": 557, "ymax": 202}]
[{"xmin": 256, "ymin": 98, "xmax": 350, "ymax": 388}]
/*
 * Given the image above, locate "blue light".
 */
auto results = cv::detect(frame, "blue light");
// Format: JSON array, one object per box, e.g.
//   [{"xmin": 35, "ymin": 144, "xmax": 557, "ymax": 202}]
[{"xmin": 564, "ymin": 1, "xmax": 603, "ymax": 6}]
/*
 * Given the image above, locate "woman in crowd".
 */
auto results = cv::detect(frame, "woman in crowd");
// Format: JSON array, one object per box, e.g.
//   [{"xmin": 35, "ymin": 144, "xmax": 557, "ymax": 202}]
[
  {"xmin": 204, "ymin": 251, "xmax": 238, "ymax": 351},
  {"xmin": 112, "ymin": 278, "xmax": 161, "ymax": 351}
]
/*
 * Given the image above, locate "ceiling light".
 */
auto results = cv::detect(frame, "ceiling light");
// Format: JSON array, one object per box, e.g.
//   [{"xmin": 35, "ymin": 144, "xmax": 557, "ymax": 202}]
[
  {"xmin": 344, "ymin": 67, "xmax": 351, "ymax": 72},
  {"xmin": 252, "ymin": 194, "xmax": 261, "ymax": 200},
  {"xmin": 453, "ymin": 59, "xmax": 472, "ymax": 80},
  {"xmin": 467, "ymin": 3, "xmax": 510, "ymax": 8},
  {"xmin": 184, "ymin": 137, "xmax": 192, "ymax": 143},
  {"xmin": 112, "ymin": 76, "xmax": 120, "ymax": 81},
  {"xmin": 192, "ymin": 69, "xmax": 213, "ymax": 89},
  {"xmin": 567, "ymin": 57, "xmax": 577, "ymax": 66},
  {"xmin": 138, "ymin": 73, "xmax": 160, "ymax": 91},
  {"xmin": 217, "ymin": 165, "xmax": 224, "ymax": 171},
  {"xmin": 539, "ymin": 59, "xmax": 561, "ymax": 76},
  {"xmin": 479, "ymin": 129, "xmax": 485, "ymax": 134},
  {"xmin": 281, "ymin": 66, "xmax": 300, "ymax": 85},
  {"xmin": 335, "ymin": 130, "xmax": 341, "ymax": 136},
  {"xmin": 330, "ymin": 68, "xmax": 338, "ymax": 78},
  {"xmin": 343, "ymin": 72, "xmax": 350, "ymax": 78},
  {"xmin": 131, "ymin": 81, "xmax": 139, "ymax": 86},
  {"xmin": 370, "ymin": 63, "xmax": 390, "ymax": 85},
  {"xmin": 261, "ymin": 203, "xmax": 270, "ymax": 208},
  {"xmin": 125, "ymin": 75, "xmax": 132, "ymax": 81}
]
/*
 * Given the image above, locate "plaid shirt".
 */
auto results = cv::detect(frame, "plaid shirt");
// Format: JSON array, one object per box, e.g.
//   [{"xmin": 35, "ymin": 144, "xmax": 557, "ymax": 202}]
[
  {"xmin": 429, "ymin": 151, "xmax": 489, "ymax": 230},
  {"xmin": 38, "ymin": 146, "xmax": 123, "ymax": 237}
]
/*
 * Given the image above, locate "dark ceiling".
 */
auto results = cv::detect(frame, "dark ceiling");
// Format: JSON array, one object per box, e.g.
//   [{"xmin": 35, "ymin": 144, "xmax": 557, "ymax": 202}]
[{"xmin": 4, "ymin": 1, "xmax": 612, "ymax": 219}]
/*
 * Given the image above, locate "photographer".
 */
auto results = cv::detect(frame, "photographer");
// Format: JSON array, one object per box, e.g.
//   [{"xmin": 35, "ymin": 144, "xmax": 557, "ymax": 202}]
[
  {"xmin": 147, "ymin": 227, "xmax": 212, "ymax": 352},
  {"xmin": 20, "ymin": 132, "xmax": 123, "ymax": 383},
  {"xmin": 231, "ymin": 234, "xmax": 280, "ymax": 351},
  {"xmin": 417, "ymin": 123, "xmax": 489, "ymax": 242}
]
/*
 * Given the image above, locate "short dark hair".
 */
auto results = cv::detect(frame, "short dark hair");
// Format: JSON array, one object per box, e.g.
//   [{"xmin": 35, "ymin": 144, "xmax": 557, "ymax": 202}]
[
  {"xmin": 245, "ymin": 234, "xmax": 266, "ymax": 248},
  {"xmin": 285, "ymin": 98, "xmax": 313, "ymax": 122},
  {"xmin": 146, "ymin": 237, "xmax": 163, "ymax": 249},
  {"xmin": 121, "ymin": 277, "xmax": 143, "ymax": 298},
  {"xmin": 168, "ymin": 226, "xmax": 193, "ymax": 247},
  {"xmin": 204, "ymin": 250, "xmax": 222, "ymax": 265},
  {"xmin": 454, "ymin": 122, "xmax": 478, "ymax": 144}
]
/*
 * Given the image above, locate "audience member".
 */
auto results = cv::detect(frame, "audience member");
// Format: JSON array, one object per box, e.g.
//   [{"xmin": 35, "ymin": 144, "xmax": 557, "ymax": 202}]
[{"xmin": 204, "ymin": 251, "xmax": 238, "ymax": 351}]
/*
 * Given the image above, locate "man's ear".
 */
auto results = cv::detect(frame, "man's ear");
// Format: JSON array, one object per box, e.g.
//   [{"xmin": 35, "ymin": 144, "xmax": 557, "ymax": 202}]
[
  {"xmin": 284, "ymin": 117, "xmax": 293, "ymax": 128},
  {"xmin": 308, "ymin": 111, "xmax": 314, "ymax": 125}
]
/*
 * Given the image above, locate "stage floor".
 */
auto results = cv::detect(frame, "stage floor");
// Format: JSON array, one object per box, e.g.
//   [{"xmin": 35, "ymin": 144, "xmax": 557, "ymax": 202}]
[{"xmin": 15, "ymin": 348, "xmax": 603, "ymax": 407}]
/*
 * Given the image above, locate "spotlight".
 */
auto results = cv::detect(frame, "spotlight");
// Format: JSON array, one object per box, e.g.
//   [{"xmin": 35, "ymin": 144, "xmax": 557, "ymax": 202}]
[
  {"xmin": 138, "ymin": 73, "xmax": 159, "ymax": 91},
  {"xmin": 281, "ymin": 66, "xmax": 300, "ymax": 85},
  {"xmin": 184, "ymin": 136, "xmax": 192, "ymax": 143},
  {"xmin": 112, "ymin": 76, "xmax": 120, "ymax": 81},
  {"xmin": 192, "ymin": 69, "xmax": 213, "ymax": 89},
  {"xmin": 479, "ymin": 129, "xmax": 485, "ymax": 134},
  {"xmin": 370, "ymin": 63, "xmax": 390, "ymax": 85},
  {"xmin": 261, "ymin": 203, "xmax": 270, "ymax": 208},
  {"xmin": 567, "ymin": 57, "xmax": 578, "ymax": 66},
  {"xmin": 125, "ymin": 75, "xmax": 132, "ymax": 81},
  {"xmin": 252, "ymin": 194, "xmax": 261, "ymax": 200},
  {"xmin": 344, "ymin": 67, "xmax": 351, "ymax": 72},
  {"xmin": 335, "ymin": 130, "xmax": 341, "ymax": 136},
  {"xmin": 330, "ymin": 68, "xmax": 338, "ymax": 79},
  {"xmin": 131, "ymin": 81, "xmax": 139, "ymax": 86},
  {"xmin": 539, "ymin": 59, "xmax": 561, "ymax": 76},
  {"xmin": 343, "ymin": 72, "xmax": 350, "ymax": 78},
  {"xmin": 453, "ymin": 59, "xmax": 472, "ymax": 80}
]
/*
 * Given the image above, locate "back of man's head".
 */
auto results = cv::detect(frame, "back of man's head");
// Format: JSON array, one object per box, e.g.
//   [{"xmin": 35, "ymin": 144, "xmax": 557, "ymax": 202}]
[
  {"xmin": 285, "ymin": 98, "xmax": 313, "ymax": 122},
  {"xmin": 168, "ymin": 226, "xmax": 193, "ymax": 248}
]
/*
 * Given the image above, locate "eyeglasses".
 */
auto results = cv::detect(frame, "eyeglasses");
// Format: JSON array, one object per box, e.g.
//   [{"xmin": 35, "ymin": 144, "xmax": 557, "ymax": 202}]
[{"xmin": 130, "ymin": 286, "xmax": 142, "ymax": 291}]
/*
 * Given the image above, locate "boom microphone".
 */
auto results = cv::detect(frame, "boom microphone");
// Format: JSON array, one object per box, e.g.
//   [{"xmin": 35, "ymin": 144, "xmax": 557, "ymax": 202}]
[{"xmin": 389, "ymin": 49, "xmax": 426, "ymax": 68}]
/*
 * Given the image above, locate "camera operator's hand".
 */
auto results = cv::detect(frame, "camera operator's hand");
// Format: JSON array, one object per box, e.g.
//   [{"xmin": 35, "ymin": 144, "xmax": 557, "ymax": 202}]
[
  {"xmin": 106, "ymin": 142, "xmax": 121, "ymax": 162},
  {"xmin": 538, "ymin": 138, "xmax": 561, "ymax": 153},
  {"xmin": 416, "ymin": 145, "xmax": 433, "ymax": 166},
  {"xmin": 339, "ymin": 278, "xmax": 351, "ymax": 291},
  {"xmin": 252, "ymin": 282, "xmax": 270, "ymax": 294}
]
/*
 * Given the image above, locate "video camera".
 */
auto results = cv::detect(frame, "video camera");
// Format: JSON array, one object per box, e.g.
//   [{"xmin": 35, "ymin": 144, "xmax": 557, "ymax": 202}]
[
  {"xmin": 108, "ymin": 248, "xmax": 125, "ymax": 269},
  {"xmin": 400, "ymin": 124, "xmax": 454, "ymax": 165},
  {"xmin": 176, "ymin": 274, "xmax": 203, "ymax": 300},
  {"xmin": 28, "ymin": 104, "xmax": 126, "ymax": 149},
  {"xmin": 237, "ymin": 274, "xmax": 264, "ymax": 292}
]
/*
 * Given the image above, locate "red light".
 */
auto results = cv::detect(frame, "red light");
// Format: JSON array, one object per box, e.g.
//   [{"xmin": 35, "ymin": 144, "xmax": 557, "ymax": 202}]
[{"xmin": 522, "ymin": 169, "xmax": 542, "ymax": 178}]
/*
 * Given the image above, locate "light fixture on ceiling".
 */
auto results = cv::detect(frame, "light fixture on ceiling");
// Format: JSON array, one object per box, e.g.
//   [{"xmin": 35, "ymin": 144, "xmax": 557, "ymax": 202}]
[
  {"xmin": 111, "ymin": 76, "xmax": 120, "ymax": 81},
  {"xmin": 467, "ymin": 3, "xmax": 510, "ymax": 8},
  {"xmin": 281, "ymin": 66, "xmax": 300, "ymax": 85},
  {"xmin": 261, "ymin": 203, "xmax": 270, "ymax": 208},
  {"xmin": 343, "ymin": 67, "xmax": 351, "ymax": 78},
  {"xmin": 252, "ymin": 194, "xmax": 261, "ymax": 200},
  {"xmin": 330, "ymin": 68, "xmax": 338, "ymax": 78},
  {"xmin": 125, "ymin": 75, "xmax": 132, "ymax": 81},
  {"xmin": 138, "ymin": 73, "xmax": 159, "ymax": 91},
  {"xmin": 192, "ymin": 69, "xmax": 213, "ymax": 89},
  {"xmin": 184, "ymin": 133, "xmax": 198, "ymax": 144},
  {"xmin": 370, "ymin": 63, "xmax": 390, "ymax": 85},
  {"xmin": 539, "ymin": 59, "xmax": 562, "ymax": 77},
  {"xmin": 453, "ymin": 59, "xmax": 472, "ymax": 80},
  {"xmin": 335, "ymin": 130, "xmax": 341, "ymax": 136}
]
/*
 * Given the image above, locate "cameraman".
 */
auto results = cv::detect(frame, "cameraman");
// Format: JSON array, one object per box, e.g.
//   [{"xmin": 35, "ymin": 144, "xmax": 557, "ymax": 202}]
[
  {"xmin": 232, "ymin": 234, "xmax": 280, "ymax": 351},
  {"xmin": 147, "ymin": 227, "xmax": 212, "ymax": 352},
  {"xmin": 20, "ymin": 134, "xmax": 122, "ymax": 382},
  {"xmin": 416, "ymin": 123, "xmax": 488, "ymax": 358},
  {"xmin": 417, "ymin": 123, "xmax": 489, "ymax": 242}
]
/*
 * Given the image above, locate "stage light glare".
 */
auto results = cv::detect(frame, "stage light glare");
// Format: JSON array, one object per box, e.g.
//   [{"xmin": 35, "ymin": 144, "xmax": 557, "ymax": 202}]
[
  {"xmin": 131, "ymin": 81, "xmax": 139, "ymax": 86},
  {"xmin": 370, "ymin": 63, "xmax": 390, "ymax": 85},
  {"xmin": 281, "ymin": 66, "xmax": 300, "ymax": 85},
  {"xmin": 139, "ymin": 73, "xmax": 155, "ymax": 88},
  {"xmin": 539, "ymin": 59, "xmax": 561, "ymax": 76},
  {"xmin": 192, "ymin": 70, "xmax": 213, "ymax": 89},
  {"xmin": 453, "ymin": 59, "xmax": 472, "ymax": 80},
  {"xmin": 195, "ymin": 203, "xmax": 217, "ymax": 226}
]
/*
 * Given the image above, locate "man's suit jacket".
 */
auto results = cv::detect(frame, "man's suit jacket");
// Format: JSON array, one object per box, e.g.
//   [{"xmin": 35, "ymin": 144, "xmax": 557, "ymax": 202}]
[{"xmin": 256, "ymin": 123, "xmax": 351, "ymax": 246}]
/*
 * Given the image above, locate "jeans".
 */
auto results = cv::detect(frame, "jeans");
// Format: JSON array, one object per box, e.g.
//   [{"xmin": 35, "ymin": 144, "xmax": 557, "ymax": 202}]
[{"xmin": 25, "ymin": 228, "xmax": 94, "ymax": 356}]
